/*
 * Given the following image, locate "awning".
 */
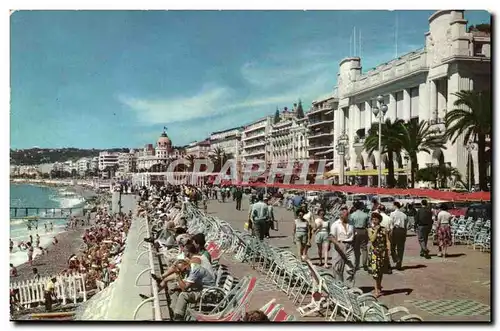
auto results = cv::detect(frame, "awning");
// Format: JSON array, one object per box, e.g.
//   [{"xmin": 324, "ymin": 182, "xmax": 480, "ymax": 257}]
[{"xmin": 324, "ymin": 168, "xmax": 410, "ymax": 178}]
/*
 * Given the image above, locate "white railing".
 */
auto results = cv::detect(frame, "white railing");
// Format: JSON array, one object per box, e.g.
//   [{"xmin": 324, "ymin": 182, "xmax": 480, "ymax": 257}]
[{"xmin": 10, "ymin": 273, "xmax": 87, "ymax": 309}]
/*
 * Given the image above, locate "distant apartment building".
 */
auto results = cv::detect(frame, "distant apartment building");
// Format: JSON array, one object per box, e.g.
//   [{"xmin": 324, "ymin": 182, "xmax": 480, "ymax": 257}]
[
  {"xmin": 209, "ymin": 127, "xmax": 242, "ymax": 158},
  {"xmin": 90, "ymin": 157, "xmax": 99, "ymax": 171},
  {"xmin": 269, "ymin": 106, "xmax": 308, "ymax": 167},
  {"xmin": 306, "ymin": 95, "xmax": 337, "ymax": 168},
  {"xmin": 241, "ymin": 117, "xmax": 271, "ymax": 166},
  {"xmin": 98, "ymin": 151, "xmax": 120, "ymax": 171},
  {"xmin": 76, "ymin": 158, "xmax": 91, "ymax": 176},
  {"xmin": 185, "ymin": 139, "xmax": 211, "ymax": 158},
  {"xmin": 118, "ymin": 151, "xmax": 137, "ymax": 174},
  {"xmin": 38, "ymin": 163, "xmax": 54, "ymax": 174}
]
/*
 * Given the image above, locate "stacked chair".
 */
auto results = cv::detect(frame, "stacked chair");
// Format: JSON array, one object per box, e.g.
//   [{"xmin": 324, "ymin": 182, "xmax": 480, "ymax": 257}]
[{"xmin": 142, "ymin": 200, "xmax": 423, "ymax": 322}]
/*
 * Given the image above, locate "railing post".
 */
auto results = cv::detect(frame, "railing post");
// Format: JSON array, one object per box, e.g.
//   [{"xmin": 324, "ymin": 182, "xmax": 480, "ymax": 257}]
[{"xmin": 81, "ymin": 274, "xmax": 87, "ymax": 301}]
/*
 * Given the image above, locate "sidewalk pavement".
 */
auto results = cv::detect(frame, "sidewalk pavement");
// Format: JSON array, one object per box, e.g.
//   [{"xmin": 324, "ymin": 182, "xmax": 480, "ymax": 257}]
[{"xmin": 208, "ymin": 198, "xmax": 491, "ymax": 322}]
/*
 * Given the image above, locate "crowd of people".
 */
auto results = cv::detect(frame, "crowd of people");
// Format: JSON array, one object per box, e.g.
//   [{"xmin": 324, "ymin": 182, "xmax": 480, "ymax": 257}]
[
  {"xmin": 136, "ymin": 183, "xmax": 272, "ymax": 321},
  {"xmin": 10, "ymin": 200, "xmax": 132, "ymax": 314},
  {"xmin": 283, "ymin": 196, "xmax": 456, "ymax": 298}
]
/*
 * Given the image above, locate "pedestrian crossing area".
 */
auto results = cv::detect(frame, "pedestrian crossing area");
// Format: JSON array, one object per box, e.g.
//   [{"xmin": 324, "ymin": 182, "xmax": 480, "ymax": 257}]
[{"xmin": 404, "ymin": 299, "xmax": 490, "ymax": 317}]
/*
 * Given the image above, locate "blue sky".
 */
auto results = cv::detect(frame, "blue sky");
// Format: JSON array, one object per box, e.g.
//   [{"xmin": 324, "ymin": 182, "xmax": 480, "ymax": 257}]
[{"xmin": 10, "ymin": 10, "xmax": 490, "ymax": 149}]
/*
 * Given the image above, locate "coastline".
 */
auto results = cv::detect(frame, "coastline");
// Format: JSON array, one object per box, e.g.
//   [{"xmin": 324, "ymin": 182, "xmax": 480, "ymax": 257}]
[
  {"xmin": 12, "ymin": 226, "xmax": 88, "ymax": 283},
  {"xmin": 10, "ymin": 180, "xmax": 105, "ymax": 283}
]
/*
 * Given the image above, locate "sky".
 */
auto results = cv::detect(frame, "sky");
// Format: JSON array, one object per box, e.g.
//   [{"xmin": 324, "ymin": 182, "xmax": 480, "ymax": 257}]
[{"xmin": 10, "ymin": 10, "xmax": 491, "ymax": 149}]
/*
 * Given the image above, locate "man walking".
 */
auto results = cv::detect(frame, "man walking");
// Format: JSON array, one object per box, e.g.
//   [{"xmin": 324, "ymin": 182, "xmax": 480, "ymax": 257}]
[
  {"xmin": 264, "ymin": 196, "xmax": 275, "ymax": 238},
  {"xmin": 349, "ymin": 201, "xmax": 370, "ymax": 271},
  {"xmin": 390, "ymin": 201, "xmax": 408, "ymax": 270},
  {"xmin": 328, "ymin": 206, "xmax": 356, "ymax": 287},
  {"xmin": 234, "ymin": 188, "xmax": 243, "ymax": 211},
  {"xmin": 414, "ymin": 199, "xmax": 433, "ymax": 259},
  {"xmin": 250, "ymin": 194, "xmax": 269, "ymax": 241}
]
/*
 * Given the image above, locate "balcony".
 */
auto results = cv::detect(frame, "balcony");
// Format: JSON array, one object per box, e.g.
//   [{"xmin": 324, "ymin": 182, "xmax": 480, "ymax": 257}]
[
  {"xmin": 308, "ymin": 119, "xmax": 334, "ymax": 128},
  {"xmin": 307, "ymin": 104, "xmax": 334, "ymax": 117},
  {"xmin": 244, "ymin": 140, "xmax": 266, "ymax": 149},
  {"xmin": 308, "ymin": 132, "xmax": 332, "ymax": 140},
  {"xmin": 308, "ymin": 145, "xmax": 331, "ymax": 152},
  {"xmin": 243, "ymin": 130, "xmax": 266, "ymax": 141},
  {"xmin": 243, "ymin": 150, "xmax": 266, "ymax": 158},
  {"xmin": 244, "ymin": 121, "xmax": 267, "ymax": 134}
]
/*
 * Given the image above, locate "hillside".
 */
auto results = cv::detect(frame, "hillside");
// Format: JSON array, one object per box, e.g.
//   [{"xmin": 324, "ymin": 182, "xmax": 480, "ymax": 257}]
[{"xmin": 10, "ymin": 148, "xmax": 130, "ymax": 165}]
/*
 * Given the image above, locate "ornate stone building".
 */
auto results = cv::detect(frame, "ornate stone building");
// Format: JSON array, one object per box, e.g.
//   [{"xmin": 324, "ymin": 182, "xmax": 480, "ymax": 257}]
[{"xmin": 331, "ymin": 10, "xmax": 491, "ymax": 186}]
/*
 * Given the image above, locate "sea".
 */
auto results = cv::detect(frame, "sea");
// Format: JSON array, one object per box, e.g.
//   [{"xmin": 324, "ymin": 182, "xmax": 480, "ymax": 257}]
[{"xmin": 10, "ymin": 183, "xmax": 87, "ymax": 267}]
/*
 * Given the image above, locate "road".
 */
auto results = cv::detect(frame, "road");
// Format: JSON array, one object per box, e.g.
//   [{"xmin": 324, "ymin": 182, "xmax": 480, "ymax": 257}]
[{"xmin": 208, "ymin": 197, "xmax": 491, "ymax": 321}]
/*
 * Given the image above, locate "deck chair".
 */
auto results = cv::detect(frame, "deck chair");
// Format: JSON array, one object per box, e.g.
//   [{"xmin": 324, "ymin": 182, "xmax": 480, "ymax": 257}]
[{"xmin": 297, "ymin": 259, "xmax": 327, "ymax": 317}]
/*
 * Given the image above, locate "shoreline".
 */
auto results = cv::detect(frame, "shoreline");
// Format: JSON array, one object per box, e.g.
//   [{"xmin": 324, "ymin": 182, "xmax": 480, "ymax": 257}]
[{"xmin": 10, "ymin": 182, "xmax": 105, "ymax": 282}]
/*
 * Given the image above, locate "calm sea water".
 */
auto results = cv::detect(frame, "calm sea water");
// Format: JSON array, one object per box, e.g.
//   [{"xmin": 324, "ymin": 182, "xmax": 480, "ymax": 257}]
[{"xmin": 10, "ymin": 183, "xmax": 86, "ymax": 266}]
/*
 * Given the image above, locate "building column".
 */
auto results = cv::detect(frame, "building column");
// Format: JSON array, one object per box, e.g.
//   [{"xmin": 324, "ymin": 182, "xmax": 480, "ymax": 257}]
[
  {"xmin": 388, "ymin": 93, "xmax": 397, "ymax": 121},
  {"xmin": 402, "ymin": 89, "xmax": 411, "ymax": 122},
  {"xmin": 429, "ymin": 80, "xmax": 438, "ymax": 121},
  {"xmin": 364, "ymin": 101, "xmax": 372, "ymax": 134}
]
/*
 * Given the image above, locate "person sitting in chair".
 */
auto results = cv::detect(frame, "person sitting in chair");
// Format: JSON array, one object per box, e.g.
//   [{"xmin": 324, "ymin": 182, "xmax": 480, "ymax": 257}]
[{"xmin": 168, "ymin": 259, "xmax": 215, "ymax": 321}]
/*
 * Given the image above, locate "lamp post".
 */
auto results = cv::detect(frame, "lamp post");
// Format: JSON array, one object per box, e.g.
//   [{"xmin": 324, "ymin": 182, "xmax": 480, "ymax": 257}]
[
  {"xmin": 371, "ymin": 95, "xmax": 388, "ymax": 188},
  {"xmin": 466, "ymin": 141, "xmax": 475, "ymax": 191},
  {"xmin": 345, "ymin": 154, "xmax": 351, "ymax": 185},
  {"xmin": 336, "ymin": 132, "xmax": 349, "ymax": 185}
]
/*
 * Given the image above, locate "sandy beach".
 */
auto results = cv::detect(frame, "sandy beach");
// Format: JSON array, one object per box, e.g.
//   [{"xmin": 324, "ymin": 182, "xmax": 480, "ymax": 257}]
[
  {"xmin": 10, "ymin": 180, "xmax": 106, "ymax": 283},
  {"xmin": 12, "ymin": 226, "xmax": 88, "ymax": 283}
]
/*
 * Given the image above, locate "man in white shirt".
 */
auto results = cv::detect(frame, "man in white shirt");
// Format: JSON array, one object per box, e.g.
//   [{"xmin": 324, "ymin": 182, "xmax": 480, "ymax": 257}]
[
  {"xmin": 328, "ymin": 206, "xmax": 356, "ymax": 287},
  {"xmin": 389, "ymin": 201, "xmax": 408, "ymax": 270}
]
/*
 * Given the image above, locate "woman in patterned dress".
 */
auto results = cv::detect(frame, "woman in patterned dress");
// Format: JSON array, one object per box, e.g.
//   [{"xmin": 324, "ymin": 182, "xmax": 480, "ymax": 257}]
[
  {"xmin": 436, "ymin": 203, "xmax": 453, "ymax": 258},
  {"xmin": 368, "ymin": 211, "xmax": 391, "ymax": 297}
]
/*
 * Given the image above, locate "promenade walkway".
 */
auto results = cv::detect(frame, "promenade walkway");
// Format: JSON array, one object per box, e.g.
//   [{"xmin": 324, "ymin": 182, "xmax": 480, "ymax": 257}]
[{"xmin": 208, "ymin": 198, "xmax": 491, "ymax": 322}]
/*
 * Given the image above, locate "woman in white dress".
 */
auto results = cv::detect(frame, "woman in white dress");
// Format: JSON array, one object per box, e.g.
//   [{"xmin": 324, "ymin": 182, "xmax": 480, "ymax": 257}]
[{"xmin": 314, "ymin": 209, "xmax": 330, "ymax": 268}]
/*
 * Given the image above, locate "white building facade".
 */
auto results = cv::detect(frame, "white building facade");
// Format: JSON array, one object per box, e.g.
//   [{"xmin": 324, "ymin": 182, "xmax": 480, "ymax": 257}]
[
  {"xmin": 306, "ymin": 96, "xmax": 338, "ymax": 168},
  {"xmin": 76, "ymin": 158, "xmax": 91, "ymax": 176},
  {"xmin": 332, "ymin": 10, "xmax": 491, "ymax": 186},
  {"xmin": 98, "ymin": 152, "xmax": 120, "ymax": 171},
  {"xmin": 269, "ymin": 110, "xmax": 308, "ymax": 166},
  {"xmin": 241, "ymin": 117, "xmax": 271, "ymax": 166},
  {"xmin": 185, "ymin": 139, "xmax": 211, "ymax": 158}
]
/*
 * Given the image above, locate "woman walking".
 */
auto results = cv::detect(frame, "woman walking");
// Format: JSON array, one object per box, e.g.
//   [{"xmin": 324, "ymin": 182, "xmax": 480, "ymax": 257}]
[
  {"xmin": 293, "ymin": 208, "xmax": 310, "ymax": 261},
  {"xmin": 314, "ymin": 209, "xmax": 330, "ymax": 267},
  {"xmin": 436, "ymin": 203, "xmax": 453, "ymax": 258},
  {"xmin": 368, "ymin": 211, "xmax": 391, "ymax": 298}
]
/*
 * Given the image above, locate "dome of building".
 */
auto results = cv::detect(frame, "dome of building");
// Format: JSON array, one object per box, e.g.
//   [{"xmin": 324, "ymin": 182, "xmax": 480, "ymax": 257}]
[{"xmin": 157, "ymin": 129, "xmax": 172, "ymax": 150}]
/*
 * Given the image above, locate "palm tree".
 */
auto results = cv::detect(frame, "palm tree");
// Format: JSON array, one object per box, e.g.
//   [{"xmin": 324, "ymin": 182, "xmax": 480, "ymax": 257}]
[
  {"xmin": 210, "ymin": 147, "xmax": 225, "ymax": 172},
  {"xmin": 185, "ymin": 155, "xmax": 196, "ymax": 171},
  {"xmin": 364, "ymin": 118, "xmax": 405, "ymax": 188},
  {"xmin": 400, "ymin": 119, "xmax": 447, "ymax": 188},
  {"xmin": 416, "ymin": 164, "xmax": 462, "ymax": 189},
  {"xmin": 445, "ymin": 90, "xmax": 491, "ymax": 191}
]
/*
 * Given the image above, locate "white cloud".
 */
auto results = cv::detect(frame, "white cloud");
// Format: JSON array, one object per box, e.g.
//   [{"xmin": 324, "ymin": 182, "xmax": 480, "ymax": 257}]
[
  {"xmin": 118, "ymin": 85, "xmax": 232, "ymax": 125},
  {"xmin": 120, "ymin": 45, "xmax": 338, "ymax": 131}
]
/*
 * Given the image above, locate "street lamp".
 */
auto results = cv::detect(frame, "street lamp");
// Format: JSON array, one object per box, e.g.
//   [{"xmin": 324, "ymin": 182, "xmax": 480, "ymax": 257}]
[
  {"xmin": 371, "ymin": 95, "xmax": 388, "ymax": 187},
  {"xmin": 336, "ymin": 132, "xmax": 349, "ymax": 185},
  {"xmin": 466, "ymin": 141, "xmax": 476, "ymax": 191}
]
